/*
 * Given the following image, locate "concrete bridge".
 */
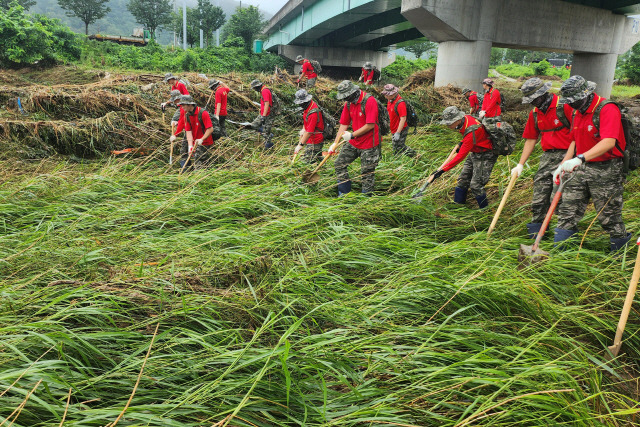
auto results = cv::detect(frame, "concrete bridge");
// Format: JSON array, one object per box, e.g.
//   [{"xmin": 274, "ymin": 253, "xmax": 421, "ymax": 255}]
[{"xmin": 264, "ymin": 0, "xmax": 640, "ymax": 97}]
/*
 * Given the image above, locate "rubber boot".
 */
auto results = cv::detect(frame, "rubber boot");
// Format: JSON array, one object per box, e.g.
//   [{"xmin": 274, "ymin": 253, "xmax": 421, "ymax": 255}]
[
  {"xmin": 453, "ymin": 186, "xmax": 468, "ymax": 204},
  {"xmin": 554, "ymin": 228, "xmax": 578, "ymax": 250},
  {"xmin": 526, "ymin": 222, "xmax": 543, "ymax": 240},
  {"xmin": 264, "ymin": 133, "xmax": 274, "ymax": 149},
  {"xmin": 610, "ymin": 232, "xmax": 632, "ymax": 252},
  {"xmin": 337, "ymin": 181, "xmax": 351, "ymax": 197},
  {"xmin": 475, "ymin": 193, "xmax": 489, "ymax": 209}
]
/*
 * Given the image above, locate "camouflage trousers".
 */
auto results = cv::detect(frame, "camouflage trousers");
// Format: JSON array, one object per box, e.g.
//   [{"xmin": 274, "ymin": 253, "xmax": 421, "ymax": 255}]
[
  {"xmin": 556, "ymin": 158, "xmax": 627, "ymax": 239},
  {"xmin": 303, "ymin": 142, "xmax": 324, "ymax": 164},
  {"xmin": 180, "ymin": 141, "xmax": 212, "ymax": 170},
  {"xmin": 456, "ymin": 151, "xmax": 498, "ymax": 197},
  {"xmin": 393, "ymin": 128, "xmax": 416, "ymax": 157},
  {"xmin": 531, "ymin": 150, "xmax": 566, "ymax": 223},
  {"xmin": 335, "ymin": 143, "xmax": 380, "ymax": 194},
  {"xmin": 251, "ymin": 115, "xmax": 274, "ymax": 143},
  {"xmin": 306, "ymin": 77, "xmax": 317, "ymax": 89},
  {"xmin": 219, "ymin": 116, "xmax": 227, "ymax": 137}
]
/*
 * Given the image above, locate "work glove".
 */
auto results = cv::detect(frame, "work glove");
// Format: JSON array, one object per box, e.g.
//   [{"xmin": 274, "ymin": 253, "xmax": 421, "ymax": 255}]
[
  {"xmin": 327, "ymin": 140, "xmax": 340, "ymax": 155},
  {"xmin": 478, "ymin": 110, "xmax": 486, "ymax": 119},
  {"xmin": 511, "ymin": 163, "xmax": 524, "ymax": 178},
  {"xmin": 561, "ymin": 157, "xmax": 584, "ymax": 174},
  {"xmin": 431, "ymin": 169, "xmax": 445, "ymax": 180},
  {"xmin": 392, "ymin": 132, "xmax": 401, "ymax": 142},
  {"xmin": 341, "ymin": 131, "xmax": 352, "ymax": 142},
  {"xmin": 552, "ymin": 163, "xmax": 563, "ymax": 184},
  {"xmin": 294, "ymin": 144, "xmax": 303, "ymax": 154},
  {"xmin": 171, "ymin": 120, "xmax": 178, "ymax": 128},
  {"xmin": 299, "ymin": 128, "xmax": 305, "ymax": 137},
  {"xmin": 169, "ymin": 135, "xmax": 177, "ymax": 143},
  {"xmin": 161, "ymin": 102, "xmax": 167, "ymax": 110},
  {"xmin": 195, "ymin": 138, "xmax": 204, "ymax": 146}
]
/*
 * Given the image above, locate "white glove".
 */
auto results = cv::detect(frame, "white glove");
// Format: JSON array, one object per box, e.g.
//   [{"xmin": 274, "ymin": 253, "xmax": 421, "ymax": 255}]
[
  {"xmin": 511, "ymin": 163, "xmax": 524, "ymax": 178},
  {"xmin": 341, "ymin": 131, "xmax": 352, "ymax": 142},
  {"xmin": 169, "ymin": 135, "xmax": 177, "ymax": 143},
  {"xmin": 561, "ymin": 157, "xmax": 584, "ymax": 174},
  {"xmin": 327, "ymin": 141, "xmax": 340, "ymax": 154},
  {"xmin": 478, "ymin": 110, "xmax": 486, "ymax": 118},
  {"xmin": 299, "ymin": 129, "xmax": 305, "ymax": 137},
  {"xmin": 161, "ymin": 102, "xmax": 167, "ymax": 109},
  {"xmin": 171, "ymin": 120, "xmax": 178, "ymax": 127},
  {"xmin": 392, "ymin": 132, "xmax": 401, "ymax": 142},
  {"xmin": 552, "ymin": 163, "xmax": 563, "ymax": 184},
  {"xmin": 294, "ymin": 144, "xmax": 303, "ymax": 154},
  {"xmin": 195, "ymin": 138, "xmax": 204, "ymax": 146}
]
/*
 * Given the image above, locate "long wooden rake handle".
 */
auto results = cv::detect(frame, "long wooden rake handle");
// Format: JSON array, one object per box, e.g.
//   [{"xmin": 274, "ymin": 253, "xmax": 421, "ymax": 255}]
[
  {"xmin": 608, "ymin": 236, "xmax": 640, "ymax": 357},
  {"xmin": 180, "ymin": 142, "xmax": 196, "ymax": 175},
  {"xmin": 487, "ymin": 172, "xmax": 518, "ymax": 237},
  {"xmin": 169, "ymin": 124, "xmax": 176, "ymax": 165},
  {"xmin": 310, "ymin": 139, "xmax": 345, "ymax": 174}
]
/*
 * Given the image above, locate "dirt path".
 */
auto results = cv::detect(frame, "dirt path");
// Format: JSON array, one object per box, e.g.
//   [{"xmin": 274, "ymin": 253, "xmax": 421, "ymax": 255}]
[{"xmin": 490, "ymin": 69, "xmax": 517, "ymax": 82}]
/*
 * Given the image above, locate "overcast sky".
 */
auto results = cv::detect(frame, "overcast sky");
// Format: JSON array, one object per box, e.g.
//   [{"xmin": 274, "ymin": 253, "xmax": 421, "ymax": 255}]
[{"xmin": 241, "ymin": 0, "xmax": 288, "ymax": 15}]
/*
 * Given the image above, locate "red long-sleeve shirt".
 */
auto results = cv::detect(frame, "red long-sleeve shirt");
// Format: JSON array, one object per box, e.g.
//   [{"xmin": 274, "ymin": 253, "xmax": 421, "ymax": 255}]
[
  {"xmin": 481, "ymin": 88, "xmax": 501, "ymax": 118},
  {"xmin": 442, "ymin": 115, "xmax": 492, "ymax": 172}
]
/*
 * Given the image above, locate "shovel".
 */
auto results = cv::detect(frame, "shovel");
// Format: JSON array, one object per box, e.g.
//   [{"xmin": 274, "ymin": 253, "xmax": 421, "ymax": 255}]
[
  {"xmin": 302, "ymin": 140, "xmax": 344, "ymax": 184},
  {"xmin": 518, "ymin": 172, "xmax": 575, "ymax": 269},
  {"xmin": 487, "ymin": 172, "xmax": 519, "ymax": 237},
  {"xmin": 607, "ymin": 236, "xmax": 640, "ymax": 358},
  {"xmin": 411, "ymin": 173, "xmax": 437, "ymax": 202},
  {"xmin": 291, "ymin": 150, "xmax": 301, "ymax": 165}
]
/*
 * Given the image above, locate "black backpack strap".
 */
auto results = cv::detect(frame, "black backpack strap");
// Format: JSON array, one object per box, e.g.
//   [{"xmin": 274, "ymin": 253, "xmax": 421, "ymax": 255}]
[{"xmin": 593, "ymin": 99, "xmax": 625, "ymax": 157}]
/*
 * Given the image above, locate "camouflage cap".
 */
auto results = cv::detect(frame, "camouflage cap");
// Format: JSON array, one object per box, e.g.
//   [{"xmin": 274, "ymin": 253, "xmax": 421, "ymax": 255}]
[
  {"xmin": 250, "ymin": 79, "xmax": 263, "ymax": 89},
  {"xmin": 439, "ymin": 106, "xmax": 466, "ymax": 125},
  {"xmin": 559, "ymin": 75, "xmax": 596, "ymax": 104},
  {"xmin": 336, "ymin": 80, "xmax": 360, "ymax": 100},
  {"xmin": 520, "ymin": 77, "xmax": 552, "ymax": 104},
  {"xmin": 363, "ymin": 61, "xmax": 373, "ymax": 70},
  {"xmin": 164, "ymin": 72, "xmax": 178, "ymax": 82},
  {"xmin": 381, "ymin": 84, "xmax": 398, "ymax": 96},
  {"xmin": 295, "ymin": 55, "xmax": 304, "ymax": 62},
  {"xmin": 169, "ymin": 90, "xmax": 182, "ymax": 102},
  {"xmin": 462, "ymin": 87, "xmax": 472, "ymax": 95},
  {"xmin": 482, "ymin": 78, "xmax": 494, "ymax": 86},
  {"xmin": 177, "ymin": 95, "xmax": 196, "ymax": 106},
  {"xmin": 293, "ymin": 88, "xmax": 313, "ymax": 104},
  {"xmin": 208, "ymin": 78, "xmax": 220, "ymax": 89}
]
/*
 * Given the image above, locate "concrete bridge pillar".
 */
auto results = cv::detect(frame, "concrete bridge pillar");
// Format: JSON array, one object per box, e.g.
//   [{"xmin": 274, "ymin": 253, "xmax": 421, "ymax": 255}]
[
  {"xmin": 435, "ymin": 41, "xmax": 491, "ymax": 93},
  {"xmin": 571, "ymin": 53, "xmax": 618, "ymax": 98}
]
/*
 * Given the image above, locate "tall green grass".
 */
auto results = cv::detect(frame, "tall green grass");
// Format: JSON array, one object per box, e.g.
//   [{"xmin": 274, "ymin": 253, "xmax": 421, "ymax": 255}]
[{"xmin": 1, "ymin": 128, "xmax": 639, "ymax": 425}]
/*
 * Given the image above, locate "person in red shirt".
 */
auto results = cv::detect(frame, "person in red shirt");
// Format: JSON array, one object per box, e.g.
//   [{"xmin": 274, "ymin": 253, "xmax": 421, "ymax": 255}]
[
  {"xmin": 161, "ymin": 73, "xmax": 189, "ymax": 110},
  {"xmin": 332, "ymin": 80, "xmax": 380, "ymax": 196},
  {"xmin": 358, "ymin": 62, "xmax": 374, "ymax": 85},
  {"xmin": 208, "ymin": 79, "xmax": 230, "ymax": 137},
  {"xmin": 552, "ymin": 75, "xmax": 630, "ymax": 251},
  {"xmin": 295, "ymin": 55, "xmax": 318, "ymax": 89},
  {"xmin": 293, "ymin": 89, "xmax": 325, "ymax": 164},
  {"xmin": 432, "ymin": 106, "xmax": 497, "ymax": 208},
  {"xmin": 250, "ymin": 79, "xmax": 275, "ymax": 149},
  {"xmin": 179, "ymin": 95, "xmax": 219, "ymax": 170},
  {"xmin": 462, "ymin": 88, "xmax": 480, "ymax": 114},
  {"xmin": 511, "ymin": 77, "xmax": 573, "ymax": 239},
  {"xmin": 167, "ymin": 90, "xmax": 188, "ymax": 167},
  {"xmin": 382, "ymin": 84, "xmax": 416, "ymax": 157},
  {"xmin": 479, "ymin": 78, "xmax": 501, "ymax": 119}
]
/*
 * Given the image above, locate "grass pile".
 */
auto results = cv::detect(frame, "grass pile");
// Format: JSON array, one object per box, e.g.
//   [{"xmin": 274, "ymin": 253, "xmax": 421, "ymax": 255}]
[{"xmin": 1, "ymin": 66, "xmax": 640, "ymax": 426}]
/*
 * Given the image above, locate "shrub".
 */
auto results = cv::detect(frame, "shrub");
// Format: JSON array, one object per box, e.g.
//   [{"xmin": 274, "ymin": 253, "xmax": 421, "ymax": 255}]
[
  {"xmin": 495, "ymin": 63, "xmax": 534, "ymax": 78},
  {"xmin": 622, "ymin": 42, "xmax": 640, "ymax": 84},
  {"xmin": 382, "ymin": 56, "xmax": 435, "ymax": 81},
  {"xmin": 532, "ymin": 59, "xmax": 550, "ymax": 76}
]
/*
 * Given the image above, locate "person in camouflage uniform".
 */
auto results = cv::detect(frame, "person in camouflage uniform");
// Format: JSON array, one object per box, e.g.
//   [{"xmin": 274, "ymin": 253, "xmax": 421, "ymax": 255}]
[
  {"xmin": 250, "ymin": 79, "xmax": 275, "ymax": 149},
  {"xmin": 382, "ymin": 84, "xmax": 416, "ymax": 157},
  {"xmin": 179, "ymin": 95, "xmax": 219, "ymax": 170},
  {"xmin": 511, "ymin": 77, "xmax": 573, "ymax": 239},
  {"xmin": 332, "ymin": 80, "xmax": 381, "ymax": 196},
  {"xmin": 168, "ymin": 90, "xmax": 183, "ymax": 128},
  {"xmin": 293, "ymin": 89, "xmax": 325, "ymax": 164},
  {"xmin": 552, "ymin": 75, "xmax": 631, "ymax": 251},
  {"xmin": 433, "ymin": 106, "xmax": 497, "ymax": 208}
]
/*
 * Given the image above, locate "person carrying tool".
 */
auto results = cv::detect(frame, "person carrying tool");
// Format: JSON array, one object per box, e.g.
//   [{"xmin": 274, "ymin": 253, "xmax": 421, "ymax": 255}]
[
  {"xmin": 358, "ymin": 62, "xmax": 375, "ymax": 86},
  {"xmin": 479, "ymin": 78, "xmax": 501, "ymax": 119},
  {"xmin": 552, "ymin": 75, "xmax": 631, "ymax": 251},
  {"xmin": 434, "ymin": 106, "xmax": 497, "ymax": 209},
  {"xmin": 179, "ymin": 95, "xmax": 217, "ymax": 170},
  {"xmin": 293, "ymin": 89, "xmax": 325, "ymax": 164},
  {"xmin": 382, "ymin": 84, "xmax": 416, "ymax": 157},
  {"xmin": 462, "ymin": 88, "xmax": 480, "ymax": 115},
  {"xmin": 208, "ymin": 79, "xmax": 229, "ymax": 137},
  {"xmin": 249, "ymin": 79, "xmax": 275, "ymax": 149},
  {"xmin": 295, "ymin": 55, "xmax": 317, "ymax": 89},
  {"xmin": 161, "ymin": 73, "xmax": 189, "ymax": 110},
  {"xmin": 332, "ymin": 80, "xmax": 381, "ymax": 196},
  {"xmin": 511, "ymin": 77, "xmax": 573, "ymax": 239},
  {"xmin": 168, "ymin": 90, "xmax": 187, "ymax": 166}
]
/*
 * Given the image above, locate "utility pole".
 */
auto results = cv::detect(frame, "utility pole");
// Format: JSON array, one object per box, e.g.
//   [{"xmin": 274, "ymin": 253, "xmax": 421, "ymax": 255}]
[
  {"xmin": 182, "ymin": 0, "xmax": 187, "ymax": 50},
  {"xmin": 200, "ymin": 19, "xmax": 203, "ymax": 48},
  {"xmin": 216, "ymin": 0, "xmax": 220, "ymax": 46}
]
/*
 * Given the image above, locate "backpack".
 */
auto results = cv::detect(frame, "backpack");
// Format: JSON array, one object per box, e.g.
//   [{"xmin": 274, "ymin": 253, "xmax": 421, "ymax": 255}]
[
  {"xmin": 475, "ymin": 91, "xmax": 484, "ymax": 105},
  {"xmin": 394, "ymin": 99, "xmax": 419, "ymax": 133},
  {"xmin": 592, "ymin": 100, "xmax": 640, "ymax": 173},
  {"xmin": 309, "ymin": 106, "xmax": 337, "ymax": 140},
  {"xmin": 196, "ymin": 108, "xmax": 223, "ymax": 141},
  {"xmin": 464, "ymin": 117, "xmax": 516, "ymax": 156},
  {"xmin": 352, "ymin": 94, "xmax": 390, "ymax": 136},
  {"xmin": 499, "ymin": 92, "xmax": 506, "ymax": 112},
  {"xmin": 372, "ymin": 66, "xmax": 381, "ymax": 82},
  {"xmin": 309, "ymin": 59, "xmax": 322, "ymax": 74},
  {"xmin": 266, "ymin": 88, "xmax": 281, "ymax": 116}
]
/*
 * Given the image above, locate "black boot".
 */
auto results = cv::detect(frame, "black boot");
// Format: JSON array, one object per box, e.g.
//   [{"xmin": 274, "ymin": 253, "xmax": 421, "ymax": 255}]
[
  {"xmin": 610, "ymin": 233, "xmax": 632, "ymax": 252},
  {"xmin": 475, "ymin": 193, "xmax": 488, "ymax": 209},
  {"xmin": 337, "ymin": 181, "xmax": 352, "ymax": 197},
  {"xmin": 454, "ymin": 186, "xmax": 468, "ymax": 204},
  {"xmin": 554, "ymin": 228, "xmax": 578, "ymax": 250},
  {"xmin": 526, "ymin": 222, "xmax": 544, "ymax": 240}
]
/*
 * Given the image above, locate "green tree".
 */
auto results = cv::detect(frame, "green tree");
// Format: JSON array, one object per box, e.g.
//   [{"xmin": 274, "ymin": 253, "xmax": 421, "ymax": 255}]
[
  {"xmin": 622, "ymin": 41, "xmax": 640, "ymax": 84},
  {"xmin": 172, "ymin": 7, "xmax": 198, "ymax": 47},
  {"xmin": 0, "ymin": 0, "xmax": 34, "ymax": 10},
  {"xmin": 196, "ymin": 0, "xmax": 224, "ymax": 47},
  {"xmin": 57, "ymin": 0, "xmax": 110, "ymax": 35},
  {"xmin": 127, "ymin": 0, "xmax": 172, "ymax": 40},
  {"xmin": 222, "ymin": 5, "xmax": 266, "ymax": 52},
  {"xmin": 404, "ymin": 40, "xmax": 436, "ymax": 59},
  {"xmin": 490, "ymin": 47, "xmax": 505, "ymax": 66}
]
